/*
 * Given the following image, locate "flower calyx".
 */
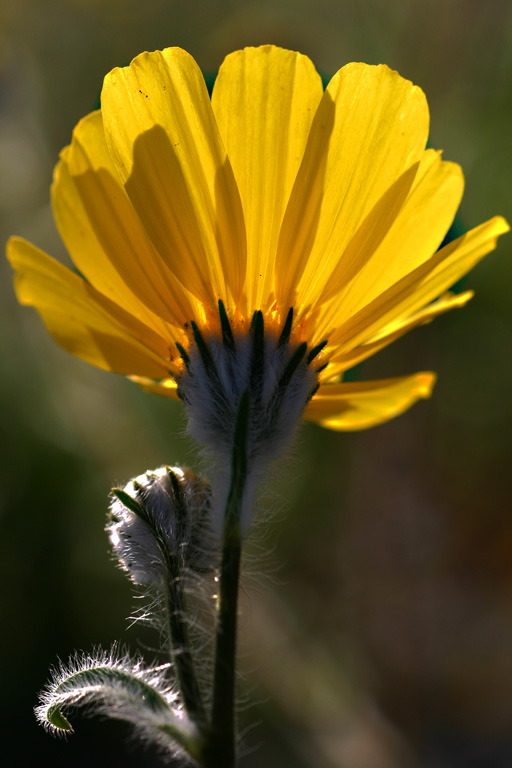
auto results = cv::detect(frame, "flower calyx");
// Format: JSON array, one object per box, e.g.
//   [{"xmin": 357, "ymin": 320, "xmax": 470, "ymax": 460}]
[{"xmin": 175, "ymin": 301, "xmax": 325, "ymax": 473}]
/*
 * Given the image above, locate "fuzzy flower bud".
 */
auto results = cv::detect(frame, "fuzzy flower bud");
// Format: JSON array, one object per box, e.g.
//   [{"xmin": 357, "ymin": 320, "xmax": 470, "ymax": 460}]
[{"xmin": 108, "ymin": 466, "xmax": 216, "ymax": 589}]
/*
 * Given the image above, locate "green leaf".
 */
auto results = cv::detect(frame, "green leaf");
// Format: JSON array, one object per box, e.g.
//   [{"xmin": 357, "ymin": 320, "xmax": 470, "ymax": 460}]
[{"xmin": 46, "ymin": 704, "xmax": 72, "ymax": 731}]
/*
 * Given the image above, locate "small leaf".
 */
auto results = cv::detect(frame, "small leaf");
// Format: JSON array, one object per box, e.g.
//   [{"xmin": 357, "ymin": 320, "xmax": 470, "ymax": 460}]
[{"xmin": 46, "ymin": 704, "xmax": 72, "ymax": 731}]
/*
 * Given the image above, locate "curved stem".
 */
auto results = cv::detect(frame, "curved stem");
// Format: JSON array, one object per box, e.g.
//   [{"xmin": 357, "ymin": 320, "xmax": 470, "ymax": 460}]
[{"xmin": 203, "ymin": 391, "xmax": 250, "ymax": 768}]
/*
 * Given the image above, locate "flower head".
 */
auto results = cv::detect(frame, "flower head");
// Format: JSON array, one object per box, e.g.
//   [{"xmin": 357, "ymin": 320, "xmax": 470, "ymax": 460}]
[{"xmin": 7, "ymin": 45, "xmax": 508, "ymax": 446}]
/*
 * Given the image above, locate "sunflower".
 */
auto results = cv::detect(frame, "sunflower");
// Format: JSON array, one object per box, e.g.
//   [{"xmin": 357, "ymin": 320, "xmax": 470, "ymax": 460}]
[{"xmin": 7, "ymin": 45, "xmax": 508, "ymax": 449}]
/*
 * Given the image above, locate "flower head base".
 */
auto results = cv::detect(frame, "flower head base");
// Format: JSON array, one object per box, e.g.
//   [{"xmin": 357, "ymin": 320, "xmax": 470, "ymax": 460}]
[
  {"xmin": 109, "ymin": 466, "xmax": 214, "ymax": 588},
  {"xmin": 177, "ymin": 301, "xmax": 319, "ymax": 470},
  {"xmin": 7, "ymin": 45, "xmax": 509, "ymax": 438}
]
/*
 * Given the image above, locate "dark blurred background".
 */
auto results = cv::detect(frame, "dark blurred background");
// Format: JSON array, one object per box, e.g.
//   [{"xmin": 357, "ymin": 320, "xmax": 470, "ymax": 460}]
[{"xmin": 1, "ymin": 1, "xmax": 511, "ymax": 766}]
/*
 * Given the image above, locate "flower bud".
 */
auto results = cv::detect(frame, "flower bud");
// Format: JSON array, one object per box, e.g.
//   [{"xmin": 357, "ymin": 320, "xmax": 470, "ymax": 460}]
[{"xmin": 108, "ymin": 466, "xmax": 215, "ymax": 588}]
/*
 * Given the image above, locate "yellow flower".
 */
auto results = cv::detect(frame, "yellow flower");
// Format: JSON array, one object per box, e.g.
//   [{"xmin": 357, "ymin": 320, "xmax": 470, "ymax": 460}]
[{"xmin": 7, "ymin": 45, "xmax": 509, "ymax": 435}]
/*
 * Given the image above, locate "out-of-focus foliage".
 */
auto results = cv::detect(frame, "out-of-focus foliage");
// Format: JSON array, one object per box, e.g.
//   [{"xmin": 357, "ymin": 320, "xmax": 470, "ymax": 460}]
[{"xmin": 1, "ymin": 1, "xmax": 511, "ymax": 766}]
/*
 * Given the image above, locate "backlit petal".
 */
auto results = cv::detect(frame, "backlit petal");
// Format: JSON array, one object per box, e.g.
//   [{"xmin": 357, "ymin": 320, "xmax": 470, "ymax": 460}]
[
  {"xmin": 101, "ymin": 47, "xmax": 246, "ymax": 309},
  {"xmin": 324, "ymin": 290, "xmax": 473, "ymax": 378},
  {"xmin": 316, "ymin": 150, "xmax": 464, "ymax": 320},
  {"xmin": 276, "ymin": 63, "xmax": 429, "ymax": 312},
  {"xmin": 328, "ymin": 216, "xmax": 509, "ymax": 354},
  {"xmin": 128, "ymin": 376, "xmax": 180, "ymax": 400},
  {"xmin": 212, "ymin": 45, "xmax": 323, "ymax": 312},
  {"xmin": 55, "ymin": 111, "xmax": 196, "ymax": 330},
  {"xmin": 7, "ymin": 237, "xmax": 173, "ymax": 378},
  {"xmin": 306, "ymin": 372, "xmax": 436, "ymax": 430}
]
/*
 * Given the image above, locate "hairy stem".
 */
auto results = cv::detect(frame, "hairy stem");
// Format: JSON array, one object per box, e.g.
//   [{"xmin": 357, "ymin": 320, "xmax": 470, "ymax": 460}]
[
  {"xmin": 165, "ymin": 559, "xmax": 207, "ymax": 733},
  {"xmin": 203, "ymin": 391, "xmax": 250, "ymax": 768}
]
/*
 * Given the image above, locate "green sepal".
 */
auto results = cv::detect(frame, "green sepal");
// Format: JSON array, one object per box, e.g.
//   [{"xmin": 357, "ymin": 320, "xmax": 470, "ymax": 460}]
[
  {"xmin": 278, "ymin": 341, "xmax": 307, "ymax": 390},
  {"xmin": 111, "ymin": 487, "xmax": 148, "ymax": 522},
  {"xmin": 249, "ymin": 311, "xmax": 265, "ymax": 397},
  {"xmin": 277, "ymin": 307, "xmax": 294, "ymax": 348},
  {"xmin": 307, "ymin": 339, "xmax": 328, "ymax": 364},
  {"xmin": 46, "ymin": 704, "xmax": 72, "ymax": 731},
  {"xmin": 218, "ymin": 299, "xmax": 235, "ymax": 351}
]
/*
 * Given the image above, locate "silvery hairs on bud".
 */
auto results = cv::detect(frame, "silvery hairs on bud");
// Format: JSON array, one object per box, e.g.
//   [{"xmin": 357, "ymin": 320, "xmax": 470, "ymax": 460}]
[{"xmin": 108, "ymin": 466, "xmax": 217, "ymax": 590}]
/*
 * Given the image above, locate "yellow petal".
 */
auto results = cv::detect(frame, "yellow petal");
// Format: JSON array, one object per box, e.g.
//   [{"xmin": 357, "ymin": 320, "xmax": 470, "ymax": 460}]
[
  {"xmin": 212, "ymin": 45, "xmax": 323, "ymax": 312},
  {"xmin": 55, "ymin": 110, "xmax": 197, "ymax": 329},
  {"xmin": 101, "ymin": 47, "xmax": 246, "ymax": 309},
  {"xmin": 7, "ymin": 237, "xmax": 174, "ymax": 379},
  {"xmin": 276, "ymin": 63, "xmax": 429, "ymax": 312},
  {"xmin": 316, "ymin": 149, "xmax": 464, "ymax": 318},
  {"xmin": 128, "ymin": 376, "xmax": 180, "ymax": 399},
  {"xmin": 324, "ymin": 290, "xmax": 473, "ymax": 377},
  {"xmin": 305, "ymin": 372, "xmax": 436, "ymax": 430},
  {"xmin": 329, "ymin": 215, "xmax": 509, "ymax": 354}
]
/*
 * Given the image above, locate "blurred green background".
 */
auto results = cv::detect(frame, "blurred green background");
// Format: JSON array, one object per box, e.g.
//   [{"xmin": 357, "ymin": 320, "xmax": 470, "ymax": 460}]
[{"xmin": 1, "ymin": 1, "xmax": 511, "ymax": 766}]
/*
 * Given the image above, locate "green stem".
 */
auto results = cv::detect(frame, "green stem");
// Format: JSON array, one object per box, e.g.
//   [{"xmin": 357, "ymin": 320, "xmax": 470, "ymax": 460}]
[
  {"xmin": 203, "ymin": 391, "xmax": 250, "ymax": 768},
  {"xmin": 166, "ymin": 560, "xmax": 208, "ymax": 732}
]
